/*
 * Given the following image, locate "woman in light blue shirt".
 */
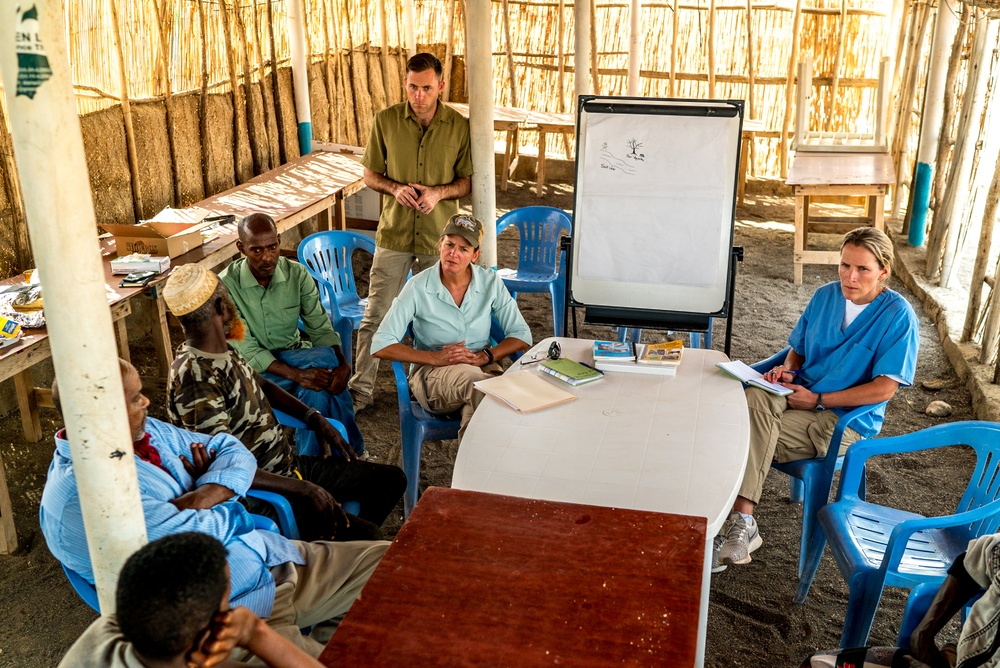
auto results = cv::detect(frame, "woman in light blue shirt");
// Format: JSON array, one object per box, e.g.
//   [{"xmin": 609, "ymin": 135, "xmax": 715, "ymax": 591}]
[{"xmin": 371, "ymin": 214, "xmax": 532, "ymax": 440}]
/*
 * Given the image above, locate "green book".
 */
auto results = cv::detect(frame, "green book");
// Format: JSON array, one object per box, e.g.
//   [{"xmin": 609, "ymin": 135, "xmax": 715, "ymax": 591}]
[{"xmin": 539, "ymin": 358, "xmax": 604, "ymax": 386}]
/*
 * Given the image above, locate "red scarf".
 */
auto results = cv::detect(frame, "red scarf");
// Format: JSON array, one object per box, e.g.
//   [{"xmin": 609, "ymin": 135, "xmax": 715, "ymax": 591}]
[{"xmin": 132, "ymin": 433, "xmax": 166, "ymax": 472}]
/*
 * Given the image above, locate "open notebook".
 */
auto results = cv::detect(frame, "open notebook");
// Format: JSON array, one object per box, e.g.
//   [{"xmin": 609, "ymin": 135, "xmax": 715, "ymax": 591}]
[
  {"xmin": 474, "ymin": 372, "xmax": 576, "ymax": 413},
  {"xmin": 716, "ymin": 360, "xmax": 793, "ymax": 396}
]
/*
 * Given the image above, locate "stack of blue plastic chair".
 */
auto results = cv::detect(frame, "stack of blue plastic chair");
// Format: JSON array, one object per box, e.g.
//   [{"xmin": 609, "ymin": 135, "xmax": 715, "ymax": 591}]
[
  {"xmin": 810, "ymin": 421, "xmax": 1000, "ymax": 647},
  {"xmin": 496, "ymin": 206, "xmax": 572, "ymax": 337},
  {"xmin": 297, "ymin": 231, "xmax": 375, "ymax": 362},
  {"xmin": 750, "ymin": 347, "xmax": 880, "ymax": 602}
]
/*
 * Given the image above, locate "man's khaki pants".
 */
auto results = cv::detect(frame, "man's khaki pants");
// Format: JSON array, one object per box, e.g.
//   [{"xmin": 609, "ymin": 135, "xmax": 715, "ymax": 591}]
[
  {"xmin": 350, "ymin": 247, "xmax": 438, "ymax": 400},
  {"xmin": 409, "ymin": 362, "xmax": 502, "ymax": 441},
  {"xmin": 248, "ymin": 539, "xmax": 389, "ymax": 662},
  {"xmin": 739, "ymin": 387, "xmax": 862, "ymax": 504}
]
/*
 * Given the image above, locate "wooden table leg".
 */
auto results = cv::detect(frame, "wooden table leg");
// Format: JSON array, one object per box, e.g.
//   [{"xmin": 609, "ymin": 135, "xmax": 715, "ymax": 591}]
[
  {"xmin": 536, "ymin": 128, "xmax": 548, "ymax": 198},
  {"xmin": 0, "ymin": 447, "xmax": 17, "ymax": 554},
  {"xmin": 738, "ymin": 135, "xmax": 751, "ymax": 207},
  {"xmin": 794, "ymin": 191, "xmax": 806, "ymax": 285},
  {"xmin": 13, "ymin": 368, "xmax": 41, "ymax": 443},
  {"xmin": 501, "ymin": 129, "xmax": 513, "ymax": 192},
  {"xmin": 334, "ymin": 194, "xmax": 347, "ymax": 231},
  {"xmin": 115, "ymin": 316, "xmax": 131, "ymax": 363},
  {"xmin": 148, "ymin": 291, "xmax": 173, "ymax": 378}
]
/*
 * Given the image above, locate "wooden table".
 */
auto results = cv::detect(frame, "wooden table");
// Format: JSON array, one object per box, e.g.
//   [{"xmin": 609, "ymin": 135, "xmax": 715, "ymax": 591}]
[
  {"xmin": 453, "ymin": 338, "xmax": 750, "ymax": 666},
  {"xmin": 447, "ymin": 102, "xmax": 530, "ymax": 192},
  {"xmin": 142, "ymin": 149, "xmax": 366, "ymax": 376},
  {"xmin": 786, "ymin": 151, "xmax": 895, "ymax": 284},
  {"xmin": 319, "ymin": 487, "xmax": 706, "ymax": 666},
  {"xmin": 526, "ymin": 110, "xmax": 575, "ymax": 198}
]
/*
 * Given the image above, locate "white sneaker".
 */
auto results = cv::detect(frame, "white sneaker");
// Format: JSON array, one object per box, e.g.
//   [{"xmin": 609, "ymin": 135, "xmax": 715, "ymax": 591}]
[
  {"xmin": 711, "ymin": 533, "xmax": 727, "ymax": 573},
  {"xmin": 718, "ymin": 512, "xmax": 763, "ymax": 566}
]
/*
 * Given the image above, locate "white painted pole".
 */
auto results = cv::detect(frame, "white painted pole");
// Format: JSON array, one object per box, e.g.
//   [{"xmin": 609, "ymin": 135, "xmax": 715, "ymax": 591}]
[
  {"xmin": 627, "ymin": 0, "xmax": 642, "ymax": 96},
  {"xmin": 908, "ymin": 1, "xmax": 957, "ymax": 247},
  {"xmin": 574, "ymin": 0, "xmax": 591, "ymax": 103},
  {"xmin": 937, "ymin": 15, "xmax": 997, "ymax": 287},
  {"xmin": 404, "ymin": 0, "xmax": 417, "ymax": 59},
  {"xmin": 287, "ymin": 0, "xmax": 312, "ymax": 154},
  {"xmin": 466, "ymin": 0, "xmax": 497, "ymax": 267},
  {"xmin": 0, "ymin": 0, "xmax": 146, "ymax": 613}
]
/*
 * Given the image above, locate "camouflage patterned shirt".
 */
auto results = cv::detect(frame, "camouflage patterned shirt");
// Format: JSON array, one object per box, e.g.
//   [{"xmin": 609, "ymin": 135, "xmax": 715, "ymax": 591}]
[{"xmin": 167, "ymin": 343, "xmax": 294, "ymax": 476}]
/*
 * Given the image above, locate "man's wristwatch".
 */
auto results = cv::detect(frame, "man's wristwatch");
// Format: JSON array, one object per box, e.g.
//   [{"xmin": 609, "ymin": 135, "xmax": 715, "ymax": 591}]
[
  {"xmin": 303, "ymin": 407, "xmax": 321, "ymax": 425},
  {"xmin": 482, "ymin": 348, "xmax": 495, "ymax": 365},
  {"xmin": 815, "ymin": 393, "xmax": 826, "ymax": 411}
]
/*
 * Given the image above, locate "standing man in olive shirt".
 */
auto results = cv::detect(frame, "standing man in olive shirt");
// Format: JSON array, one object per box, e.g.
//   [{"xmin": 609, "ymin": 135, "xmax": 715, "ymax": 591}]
[{"xmin": 349, "ymin": 52, "xmax": 473, "ymax": 411}]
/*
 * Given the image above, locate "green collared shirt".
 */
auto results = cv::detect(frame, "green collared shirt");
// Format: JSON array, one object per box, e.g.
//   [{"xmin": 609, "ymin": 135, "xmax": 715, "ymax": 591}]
[
  {"xmin": 219, "ymin": 256, "xmax": 340, "ymax": 373},
  {"xmin": 363, "ymin": 101, "xmax": 473, "ymax": 255}
]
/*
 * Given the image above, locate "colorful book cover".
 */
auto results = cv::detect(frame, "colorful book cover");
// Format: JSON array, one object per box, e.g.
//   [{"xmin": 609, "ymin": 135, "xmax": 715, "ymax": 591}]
[
  {"xmin": 593, "ymin": 340, "xmax": 635, "ymax": 359},
  {"xmin": 639, "ymin": 340, "xmax": 683, "ymax": 365},
  {"xmin": 540, "ymin": 358, "xmax": 604, "ymax": 385}
]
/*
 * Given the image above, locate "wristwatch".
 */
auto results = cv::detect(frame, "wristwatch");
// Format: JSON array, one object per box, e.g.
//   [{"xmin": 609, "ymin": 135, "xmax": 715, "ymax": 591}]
[
  {"xmin": 483, "ymin": 348, "xmax": 495, "ymax": 365},
  {"xmin": 815, "ymin": 393, "xmax": 826, "ymax": 411}
]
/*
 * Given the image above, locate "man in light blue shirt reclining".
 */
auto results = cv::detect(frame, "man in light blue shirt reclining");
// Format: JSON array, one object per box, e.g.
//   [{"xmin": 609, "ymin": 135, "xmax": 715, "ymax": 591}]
[{"xmin": 40, "ymin": 358, "xmax": 388, "ymax": 659}]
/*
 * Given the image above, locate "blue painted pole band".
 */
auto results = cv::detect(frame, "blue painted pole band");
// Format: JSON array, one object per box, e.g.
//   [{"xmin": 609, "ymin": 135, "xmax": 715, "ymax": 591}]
[
  {"xmin": 297, "ymin": 122, "xmax": 312, "ymax": 155},
  {"xmin": 908, "ymin": 161, "xmax": 932, "ymax": 247}
]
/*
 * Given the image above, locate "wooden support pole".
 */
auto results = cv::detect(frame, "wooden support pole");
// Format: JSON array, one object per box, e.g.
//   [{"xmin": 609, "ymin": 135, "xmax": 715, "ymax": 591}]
[
  {"xmin": 404, "ymin": 0, "xmax": 417, "ymax": 58},
  {"xmin": 670, "ymin": 0, "xmax": 679, "ymax": 97},
  {"xmin": 590, "ymin": 0, "xmax": 601, "ymax": 94},
  {"xmin": 825, "ymin": 0, "xmax": 848, "ymax": 131},
  {"xmin": 745, "ymin": 0, "xmax": 755, "ymax": 119},
  {"xmin": 780, "ymin": 0, "xmax": 803, "ymax": 179},
  {"xmin": 321, "ymin": 0, "xmax": 336, "ymax": 141},
  {"xmin": 967, "ymin": 147, "xmax": 1000, "ymax": 344},
  {"xmin": 890, "ymin": 0, "xmax": 931, "ymax": 220},
  {"xmin": 219, "ymin": 0, "xmax": 249, "ymax": 182},
  {"xmin": 503, "ymin": 0, "xmax": 519, "ymax": 106},
  {"xmin": 109, "ymin": 0, "xmax": 145, "ymax": 221},
  {"xmin": 235, "ymin": 0, "xmax": 270, "ymax": 173},
  {"xmin": 152, "ymin": 0, "xmax": 182, "ymax": 203},
  {"xmin": 933, "ymin": 3, "xmax": 969, "ymax": 210},
  {"xmin": 444, "ymin": 0, "xmax": 457, "ymax": 101},
  {"xmin": 629, "ymin": 0, "xmax": 644, "ymax": 96},
  {"xmin": 557, "ymin": 0, "xmax": 566, "ymax": 111},
  {"xmin": 265, "ymin": 0, "xmax": 288, "ymax": 163},
  {"xmin": 707, "ymin": 0, "xmax": 716, "ymax": 97},
  {"xmin": 251, "ymin": 1, "xmax": 278, "ymax": 168},
  {"xmin": 575, "ymin": 0, "xmax": 591, "ymax": 98},
  {"xmin": 198, "ymin": 0, "xmax": 211, "ymax": 195}
]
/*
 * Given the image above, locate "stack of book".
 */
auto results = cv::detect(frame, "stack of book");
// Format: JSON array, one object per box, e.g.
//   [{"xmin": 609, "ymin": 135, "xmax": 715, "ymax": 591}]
[
  {"xmin": 593, "ymin": 339, "xmax": 683, "ymax": 376},
  {"xmin": 538, "ymin": 358, "xmax": 604, "ymax": 386}
]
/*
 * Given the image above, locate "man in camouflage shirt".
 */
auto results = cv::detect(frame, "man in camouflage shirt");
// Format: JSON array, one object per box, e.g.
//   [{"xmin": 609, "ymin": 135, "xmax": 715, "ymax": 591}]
[{"xmin": 164, "ymin": 265, "xmax": 406, "ymax": 541}]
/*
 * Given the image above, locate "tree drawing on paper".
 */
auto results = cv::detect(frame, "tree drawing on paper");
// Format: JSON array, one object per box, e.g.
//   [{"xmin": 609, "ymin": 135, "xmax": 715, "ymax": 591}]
[{"xmin": 626, "ymin": 139, "xmax": 645, "ymax": 161}]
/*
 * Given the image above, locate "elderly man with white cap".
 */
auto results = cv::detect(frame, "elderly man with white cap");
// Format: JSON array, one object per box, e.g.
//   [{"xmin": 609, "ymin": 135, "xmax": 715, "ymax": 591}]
[{"xmin": 162, "ymin": 264, "xmax": 406, "ymax": 541}]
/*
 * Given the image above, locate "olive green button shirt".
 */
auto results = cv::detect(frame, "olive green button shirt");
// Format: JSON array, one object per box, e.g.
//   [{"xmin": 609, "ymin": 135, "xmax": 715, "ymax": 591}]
[
  {"xmin": 362, "ymin": 101, "xmax": 473, "ymax": 255},
  {"xmin": 219, "ymin": 256, "xmax": 340, "ymax": 374}
]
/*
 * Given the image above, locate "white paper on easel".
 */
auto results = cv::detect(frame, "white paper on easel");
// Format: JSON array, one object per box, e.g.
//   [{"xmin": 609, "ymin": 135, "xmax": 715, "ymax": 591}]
[{"xmin": 474, "ymin": 373, "xmax": 576, "ymax": 413}]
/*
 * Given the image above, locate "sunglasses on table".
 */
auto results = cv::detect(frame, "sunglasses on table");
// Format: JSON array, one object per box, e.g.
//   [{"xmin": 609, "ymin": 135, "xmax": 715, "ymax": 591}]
[{"xmin": 520, "ymin": 341, "xmax": 561, "ymax": 365}]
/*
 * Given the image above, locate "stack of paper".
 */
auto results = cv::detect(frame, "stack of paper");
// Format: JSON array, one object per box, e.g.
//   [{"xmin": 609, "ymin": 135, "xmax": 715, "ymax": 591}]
[{"xmin": 474, "ymin": 372, "xmax": 576, "ymax": 413}]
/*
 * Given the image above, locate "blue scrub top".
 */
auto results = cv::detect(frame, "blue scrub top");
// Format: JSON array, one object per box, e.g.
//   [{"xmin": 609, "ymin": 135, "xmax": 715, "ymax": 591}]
[{"xmin": 787, "ymin": 281, "xmax": 920, "ymax": 438}]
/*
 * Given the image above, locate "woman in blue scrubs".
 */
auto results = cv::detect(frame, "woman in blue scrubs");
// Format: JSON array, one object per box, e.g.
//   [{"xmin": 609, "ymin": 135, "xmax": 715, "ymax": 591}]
[{"xmin": 715, "ymin": 227, "xmax": 920, "ymax": 572}]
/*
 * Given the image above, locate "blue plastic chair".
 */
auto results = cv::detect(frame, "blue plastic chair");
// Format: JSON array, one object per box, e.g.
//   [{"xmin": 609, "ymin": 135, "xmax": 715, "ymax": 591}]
[
  {"xmin": 391, "ymin": 319, "xmax": 507, "ymax": 518},
  {"xmin": 496, "ymin": 206, "xmax": 572, "ymax": 337},
  {"xmin": 61, "ymin": 514, "xmax": 281, "ymax": 613},
  {"xmin": 751, "ymin": 347, "xmax": 879, "ymax": 601},
  {"xmin": 896, "ymin": 580, "xmax": 983, "ymax": 648},
  {"xmin": 298, "ymin": 231, "xmax": 375, "ymax": 363},
  {"xmin": 246, "ymin": 413, "xmax": 359, "ymax": 538},
  {"xmin": 812, "ymin": 421, "xmax": 1000, "ymax": 648}
]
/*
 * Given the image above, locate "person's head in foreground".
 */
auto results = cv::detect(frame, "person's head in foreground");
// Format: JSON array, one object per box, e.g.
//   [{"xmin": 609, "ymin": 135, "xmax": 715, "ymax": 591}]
[
  {"xmin": 438, "ymin": 214, "xmax": 483, "ymax": 278},
  {"xmin": 236, "ymin": 213, "xmax": 281, "ymax": 281},
  {"xmin": 116, "ymin": 532, "xmax": 231, "ymax": 666},
  {"xmin": 840, "ymin": 226, "xmax": 893, "ymax": 305},
  {"xmin": 163, "ymin": 264, "xmax": 245, "ymax": 342}
]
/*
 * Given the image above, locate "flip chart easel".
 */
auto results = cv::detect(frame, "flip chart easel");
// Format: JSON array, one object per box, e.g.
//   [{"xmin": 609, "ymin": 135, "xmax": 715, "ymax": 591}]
[{"xmin": 566, "ymin": 97, "xmax": 744, "ymax": 355}]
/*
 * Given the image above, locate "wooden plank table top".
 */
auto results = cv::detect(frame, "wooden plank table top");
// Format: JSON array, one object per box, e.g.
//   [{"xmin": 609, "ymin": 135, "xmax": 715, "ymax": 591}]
[
  {"xmin": 787, "ymin": 151, "xmax": 895, "ymax": 187},
  {"xmin": 319, "ymin": 487, "xmax": 707, "ymax": 667},
  {"xmin": 446, "ymin": 101, "xmax": 530, "ymax": 126}
]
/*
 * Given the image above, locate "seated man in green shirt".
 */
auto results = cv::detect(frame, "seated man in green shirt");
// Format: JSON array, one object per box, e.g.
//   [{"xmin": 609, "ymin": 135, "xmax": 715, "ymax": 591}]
[{"xmin": 220, "ymin": 213, "xmax": 365, "ymax": 458}]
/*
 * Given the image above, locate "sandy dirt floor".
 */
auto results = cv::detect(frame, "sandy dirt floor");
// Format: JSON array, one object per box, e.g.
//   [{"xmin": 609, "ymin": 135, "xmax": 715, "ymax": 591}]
[{"xmin": 0, "ymin": 180, "xmax": 975, "ymax": 666}]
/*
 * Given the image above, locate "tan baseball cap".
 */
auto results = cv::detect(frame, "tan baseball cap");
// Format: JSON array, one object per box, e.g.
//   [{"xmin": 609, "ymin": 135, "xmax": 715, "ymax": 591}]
[{"xmin": 440, "ymin": 214, "xmax": 484, "ymax": 249}]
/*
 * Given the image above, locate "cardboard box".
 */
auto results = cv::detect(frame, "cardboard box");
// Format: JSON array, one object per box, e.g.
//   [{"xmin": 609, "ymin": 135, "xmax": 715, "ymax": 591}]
[{"xmin": 103, "ymin": 222, "xmax": 206, "ymax": 258}]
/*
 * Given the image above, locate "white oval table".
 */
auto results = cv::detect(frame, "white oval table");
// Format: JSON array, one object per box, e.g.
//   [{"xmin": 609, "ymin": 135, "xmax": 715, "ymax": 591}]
[{"xmin": 452, "ymin": 337, "xmax": 750, "ymax": 667}]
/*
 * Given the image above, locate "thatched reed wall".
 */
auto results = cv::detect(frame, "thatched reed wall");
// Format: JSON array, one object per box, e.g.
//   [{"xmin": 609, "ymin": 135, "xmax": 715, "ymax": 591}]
[{"xmin": 0, "ymin": 0, "xmax": 899, "ymax": 280}]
